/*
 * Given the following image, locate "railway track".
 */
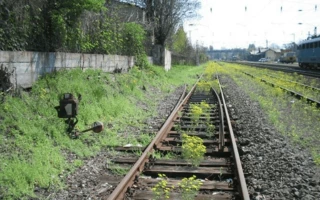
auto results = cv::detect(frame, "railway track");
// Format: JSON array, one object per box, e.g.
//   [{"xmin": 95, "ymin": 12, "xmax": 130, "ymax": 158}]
[
  {"xmin": 234, "ymin": 61, "xmax": 320, "ymax": 78},
  {"xmin": 240, "ymin": 71, "xmax": 320, "ymax": 107},
  {"xmin": 106, "ymin": 77, "xmax": 249, "ymax": 199}
]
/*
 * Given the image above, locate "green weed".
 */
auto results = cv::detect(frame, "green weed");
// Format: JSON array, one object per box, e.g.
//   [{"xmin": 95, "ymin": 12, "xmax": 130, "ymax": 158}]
[
  {"xmin": 152, "ymin": 150, "xmax": 176, "ymax": 160},
  {"xmin": 151, "ymin": 174, "xmax": 173, "ymax": 200},
  {"xmin": 181, "ymin": 133, "xmax": 206, "ymax": 167},
  {"xmin": 107, "ymin": 162, "xmax": 130, "ymax": 176},
  {"xmin": 211, "ymin": 62, "xmax": 320, "ymax": 166},
  {"xmin": 178, "ymin": 175, "xmax": 203, "ymax": 200},
  {"xmin": 0, "ymin": 64, "xmax": 205, "ymax": 199}
]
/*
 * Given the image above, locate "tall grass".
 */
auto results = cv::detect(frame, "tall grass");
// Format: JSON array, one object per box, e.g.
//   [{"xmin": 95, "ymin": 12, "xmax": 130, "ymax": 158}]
[{"xmin": 0, "ymin": 64, "xmax": 205, "ymax": 199}]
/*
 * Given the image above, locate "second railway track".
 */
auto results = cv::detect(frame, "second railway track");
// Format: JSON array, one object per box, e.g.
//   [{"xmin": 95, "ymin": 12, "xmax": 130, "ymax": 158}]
[{"xmin": 106, "ymin": 76, "xmax": 249, "ymax": 200}]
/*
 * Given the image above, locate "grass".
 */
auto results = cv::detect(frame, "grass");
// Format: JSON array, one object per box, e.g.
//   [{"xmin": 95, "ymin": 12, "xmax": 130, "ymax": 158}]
[
  {"xmin": 207, "ymin": 61, "xmax": 320, "ymax": 165},
  {"xmin": 107, "ymin": 162, "xmax": 130, "ymax": 176},
  {"xmin": 236, "ymin": 68, "xmax": 320, "ymax": 101},
  {"xmin": 0, "ymin": 64, "xmax": 205, "ymax": 199},
  {"xmin": 152, "ymin": 150, "xmax": 177, "ymax": 160}
]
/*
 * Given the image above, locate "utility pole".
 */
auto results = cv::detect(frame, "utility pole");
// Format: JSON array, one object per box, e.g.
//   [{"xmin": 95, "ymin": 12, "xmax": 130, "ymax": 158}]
[
  {"xmin": 291, "ymin": 33, "xmax": 295, "ymax": 44},
  {"xmin": 266, "ymin": 40, "xmax": 268, "ymax": 48}
]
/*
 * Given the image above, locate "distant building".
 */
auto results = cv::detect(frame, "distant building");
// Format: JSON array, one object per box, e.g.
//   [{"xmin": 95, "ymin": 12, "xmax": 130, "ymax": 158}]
[
  {"xmin": 206, "ymin": 49, "xmax": 247, "ymax": 60},
  {"xmin": 248, "ymin": 48, "xmax": 281, "ymax": 61},
  {"xmin": 106, "ymin": 0, "xmax": 145, "ymax": 23}
]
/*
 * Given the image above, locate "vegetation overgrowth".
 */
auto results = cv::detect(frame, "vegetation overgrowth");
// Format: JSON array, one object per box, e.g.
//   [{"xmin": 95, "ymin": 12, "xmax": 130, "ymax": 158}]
[
  {"xmin": 0, "ymin": 1, "xmax": 202, "ymax": 66},
  {"xmin": 206, "ymin": 61, "xmax": 320, "ymax": 165},
  {"xmin": 178, "ymin": 175, "xmax": 202, "ymax": 200},
  {"xmin": 181, "ymin": 133, "xmax": 206, "ymax": 167},
  {"xmin": 0, "ymin": 1, "xmax": 139, "ymax": 54},
  {"xmin": 151, "ymin": 174, "xmax": 173, "ymax": 199},
  {"xmin": 237, "ymin": 69, "xmax": 320, "ymax": 102},
  {"xmin": 0, "ymin": 64, "xmax": 204, "ymax": 199}
]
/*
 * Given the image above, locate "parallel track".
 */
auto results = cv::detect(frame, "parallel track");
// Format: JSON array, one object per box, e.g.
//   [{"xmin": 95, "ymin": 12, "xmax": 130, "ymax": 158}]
[
  {"xmin": 234, "ymin": 62, "xmax": 320, "ymax": 78},
  {"xmin": 241, "ymin": 71, "xmax": 320, "ymax": 107},
  {"xmin": 107, "ymin": 77, "xmax": 249, "ymax": 200}
]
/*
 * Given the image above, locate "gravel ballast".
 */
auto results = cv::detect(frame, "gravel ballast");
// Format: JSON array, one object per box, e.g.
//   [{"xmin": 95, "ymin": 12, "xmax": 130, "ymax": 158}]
[
  {"xmin": 44, "ymin": 76, "xmax": 320, "ymax": 200},
  {"xmin": 220, "ymin": 75, "xmax": 320, "ymax": 200}
]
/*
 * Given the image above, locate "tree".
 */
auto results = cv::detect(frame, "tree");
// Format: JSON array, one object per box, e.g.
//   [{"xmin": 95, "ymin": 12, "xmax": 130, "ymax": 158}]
[
  {"xmin": 269, "ymin": 43, "xmax": 280, "ymax": 50},
  {"xmin": 144, "ymin": 0, "xmax": 199, "ymax": 45},
  {"xmin": 283, "ymin": 42, "xmax": 296, "ymax": 51},
  {"xmin": 41, "ymin": 0, "xmax": 105, "ymax": 51},
  {"xmin": 140, "ymin": 0, "xmax": 200, "ymax": 64},
  {"xmin": 247, "ymin": 44, "xmax": 256, "ymax": 52},
  {"xmin": 172, "ymin": 26, "xmax": 188, "ymax": 54}
]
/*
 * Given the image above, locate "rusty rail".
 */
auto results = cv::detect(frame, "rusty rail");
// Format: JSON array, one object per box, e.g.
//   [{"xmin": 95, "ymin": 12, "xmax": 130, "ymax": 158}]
[
  {"xmin": 107, "ymin": 74, "xmax": 249, "ymax": 200},
  {"xmin": 242, "ymin": 71, "xmax": 320, "ymax": 107},
  {"xmin": 211, "ymin": 88, "xmax": 225, "ymax": 151},
  {"xmin": 217, "ymin": 75, "xmax": 250, "ymax": 200},
  {"xmin": 107, "ymin": 81, "xmax": 200, "ymax": 200}
]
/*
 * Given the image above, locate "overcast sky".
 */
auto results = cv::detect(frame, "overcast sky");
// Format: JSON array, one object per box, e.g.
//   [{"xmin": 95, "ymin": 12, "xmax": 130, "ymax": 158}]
[{"xmin": 184, "ymin": 0, "xmax": 320, "ymax": 49}]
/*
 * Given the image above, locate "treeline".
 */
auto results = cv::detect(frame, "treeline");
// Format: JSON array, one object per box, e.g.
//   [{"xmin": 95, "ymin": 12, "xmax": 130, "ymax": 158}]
[{"xmin": 0, "ymin": 0, "xmax": 145, "ymax": 57}]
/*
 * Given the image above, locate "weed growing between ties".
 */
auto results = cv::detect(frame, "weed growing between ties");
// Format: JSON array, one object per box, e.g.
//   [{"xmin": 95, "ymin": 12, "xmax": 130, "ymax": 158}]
[
  {"xmin": 207, "ymin": 61, "xmax": 320, "ymax": 165},
  {"xmin": 0, "ymin": 64, "xmax": 205, "ymax": 199},
  {"xmin": 152, "ymin": 150, "xmax": 177, "ymax": 160},
  {"xmin": 188, "ymin": 101, "xmax": 215, "ymax": 137},
  {"xmin": 199, "ymin": 101, "xmax": 216, "ymax": 137},
  {"xmin": 178, "ymin": 175, "xmax": 203, "ymax": 200},
  {"xmin": 151, "ymin": 174, "xmax": 174, "ymax": 199},
  {"xmin": 151, "ymin": 174, "xmax": 202, "ymax": 200},
  {"xmin": 181, "ymin": 133, "xmax": 206, "ymax": 167},
  {"xmin": 189, "ymin": 103, "xmax": 202, "ymax": 130}
]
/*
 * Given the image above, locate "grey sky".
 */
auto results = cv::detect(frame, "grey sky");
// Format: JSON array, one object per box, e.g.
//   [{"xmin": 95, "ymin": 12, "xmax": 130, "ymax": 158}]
[{"xmin": 185, "ymin": 0, "xmax": 320, "ymax": 49}]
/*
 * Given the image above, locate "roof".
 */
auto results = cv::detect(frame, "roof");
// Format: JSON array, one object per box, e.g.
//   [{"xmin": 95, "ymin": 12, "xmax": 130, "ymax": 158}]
[
  {"xmin": 299, "ymin": 36, "xmax": 320, "ymax": 44},
  {"xmin": 250, "ymin": 48, "xmax": 281, "ymax": 55},
  {"xmin": 118, "ymin": 0, "xmax": 146, "ymax": 8}
]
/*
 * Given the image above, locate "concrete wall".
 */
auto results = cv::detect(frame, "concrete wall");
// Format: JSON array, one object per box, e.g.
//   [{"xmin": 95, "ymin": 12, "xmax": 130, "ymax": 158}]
[
  {"xmin": 152, "ymin": 45, "xmax": 171, "ymax": 71},
  {"xmin": 164, "ymin": 49, "xmax": 171, "ymax": 71},
  {"xmin": 147, "ymin": 56, "xmax": 154, "ymax": 65},
  {"xmin": 0, "ymin": 51, "xmax": 134, "ymax": 89}
]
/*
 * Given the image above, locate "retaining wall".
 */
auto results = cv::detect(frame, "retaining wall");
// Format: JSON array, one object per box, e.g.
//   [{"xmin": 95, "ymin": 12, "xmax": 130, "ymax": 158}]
[{"xmin": 0, "ymin": 51, "xmax": 134, "ymax": 89}]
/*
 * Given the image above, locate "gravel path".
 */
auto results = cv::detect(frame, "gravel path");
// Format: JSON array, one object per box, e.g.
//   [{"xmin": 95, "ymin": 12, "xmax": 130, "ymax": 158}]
[{"xmin": 42, "ymin": 75, "xmax": 320, "ymax": 200}]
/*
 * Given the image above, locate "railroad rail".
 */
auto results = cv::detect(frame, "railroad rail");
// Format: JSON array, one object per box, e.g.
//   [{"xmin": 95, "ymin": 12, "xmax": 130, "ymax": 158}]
[
  {"xmin": 265, "ymin": 74, "xmax": 320, "ymax": 92},
  {"xmin": 241, "ymin": 71, "xmax": 320, "ymax": 107},
  {"xmin": 107, "ymin": 77, "xmax": 249, "ymax": 200},
  {"xmin": 234, "ymin": 61, "xmax": 320, "ymax": 78}
]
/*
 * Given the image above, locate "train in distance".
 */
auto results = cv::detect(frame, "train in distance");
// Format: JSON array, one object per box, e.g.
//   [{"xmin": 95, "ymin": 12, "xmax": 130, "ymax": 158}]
[
  {"xmin": 297, "ymin": 37, "xmax": 320, "ymax": 69},
  {"xmin": 279, "ymin": 52, "xmax": 296, "ymax": 64}
]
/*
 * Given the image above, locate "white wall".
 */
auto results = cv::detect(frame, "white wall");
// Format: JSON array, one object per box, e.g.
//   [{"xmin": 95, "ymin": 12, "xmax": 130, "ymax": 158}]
[
  {"xmin": 0, "ymin": 51, "xmax": 134, "ymax": 89},
  {"xmin": 164, "ymin": 49, "xmax": 172, "ymax": 71}
]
